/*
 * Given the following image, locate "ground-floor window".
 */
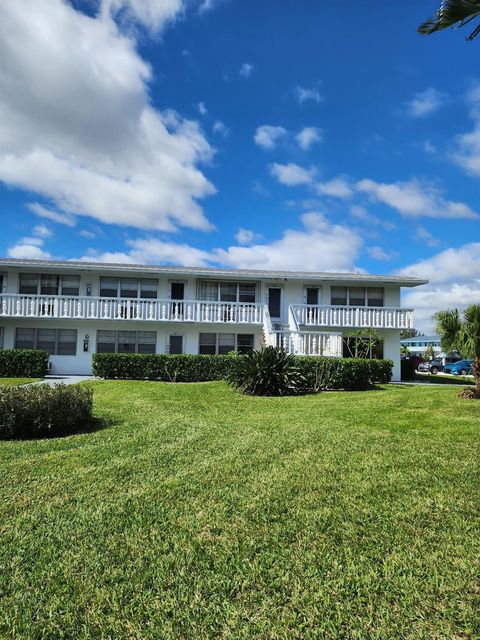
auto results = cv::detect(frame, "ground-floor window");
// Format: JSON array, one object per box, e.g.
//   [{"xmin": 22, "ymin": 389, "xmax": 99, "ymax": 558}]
[
  {"xmin": 0, "ymin": 327, "xmax": 3, "ymax": 349},
  {"xmin": 15, "ymin": 328, "xmax": 77, "ymax": 355},
  {"xmin": 199, "ymin": 333, "xmax": 255, "ymax": 355},
  {"xmin": 96, "ymin": 330, "xmax": 156, "ymax": 354}
]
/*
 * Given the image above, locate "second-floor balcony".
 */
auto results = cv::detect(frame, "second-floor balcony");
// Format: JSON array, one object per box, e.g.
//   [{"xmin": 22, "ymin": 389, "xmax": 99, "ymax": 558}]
[
  {"xmin": 290, "ymin": 304, "xmax": 413, "ymax": 330},
  {"xmin": 0, "ymin": 294, "xmax": 264, "ymax": 325}
]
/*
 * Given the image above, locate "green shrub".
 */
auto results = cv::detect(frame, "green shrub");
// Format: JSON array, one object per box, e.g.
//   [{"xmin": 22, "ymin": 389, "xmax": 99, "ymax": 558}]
[
  {"xmin": 92, "ymin": 353, "xmax": 237, "ymax": 382},
  {"xmin": 227, "ymin": 346, "xmax": 307, "ymax": 396},
  {"xmin": 0, "ymin": 349, "xmax": 48, "ymax": 378},
  {"xmin": 295, "ymin": 356, "xmax": 393, "ymax": 391},
  {"xmin": 401, "ymin": 359, "xmax": 417, "ymax": 381},
  {"xmin": 0, "ymin": 384, "xmax": 94, "ymax": 439}
]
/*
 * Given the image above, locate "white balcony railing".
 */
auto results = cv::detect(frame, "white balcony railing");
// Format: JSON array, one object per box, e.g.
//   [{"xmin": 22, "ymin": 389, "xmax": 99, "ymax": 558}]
[
  {"xmin": 281, "ymin": 331, "xmax": 343, "ymax": 357},
  {"xmin": 290, "ymin": 304, "xmax": 413, "ymax": 330},
  {"xmin": 0, "ymin": 294, "xmax": 264, "ymax": 324}
]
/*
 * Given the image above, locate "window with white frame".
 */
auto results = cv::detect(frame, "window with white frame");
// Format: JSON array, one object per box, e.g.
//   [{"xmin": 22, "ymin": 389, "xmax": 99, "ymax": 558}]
[
  {"xmin": 14, "ymin": 328, "xmax": 77, "ymax": 355},
  {"xmin": 199, "ymin": 332, "xmax": 254, "ymax": 355},
  {"xmin": 96, "ymin": 330, "xmax": 156, "ymax": 354},
  {"xmin": 99, "ymin": 277, "xmax": 158, "ymax": 299},
  {"xmin": 197, "ymin": 281, "xmax": 257, "ymax": 303},
  {"xmin": 18, "ymin": 273, "xmax": 80, "ymax": 296},
  {"xmin": 330, "ymin": 286, "xmax": 384, "ymax": 307}
]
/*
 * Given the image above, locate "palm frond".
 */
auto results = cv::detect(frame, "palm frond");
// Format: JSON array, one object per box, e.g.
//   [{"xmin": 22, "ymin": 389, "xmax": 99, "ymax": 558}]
[
  {"xmin": 433, "ymin": 309, "xmax": 462, "ymax": 353},
  {"xmin": 418, "ymin": 0, "xmax": 480, "ymax": 39}
]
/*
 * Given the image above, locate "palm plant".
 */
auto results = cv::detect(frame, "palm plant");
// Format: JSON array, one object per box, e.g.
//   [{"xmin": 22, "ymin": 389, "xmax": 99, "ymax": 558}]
[
  {"xmin": 418, "ymin": 0, "xmax": 480, "ymax": 40},
  {"xmin": 434, "ymin": 305, "xmax": 480, "ymax": 397}
]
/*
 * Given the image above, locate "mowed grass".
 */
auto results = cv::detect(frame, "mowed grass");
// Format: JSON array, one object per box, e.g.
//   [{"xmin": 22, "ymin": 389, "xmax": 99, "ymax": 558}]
[
  {"xmin": 0, "ymin": 377, "xmax": 40, "ymax": 386},
  {"xmin": 0, "ymin": 382, "xmax": 479, "ymax": 639}
]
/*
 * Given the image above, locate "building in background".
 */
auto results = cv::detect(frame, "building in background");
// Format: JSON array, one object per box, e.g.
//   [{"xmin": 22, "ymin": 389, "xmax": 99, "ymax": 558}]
[{"xmin": 401, "ymin": 335, "xmax": 441, "ymax": 357}]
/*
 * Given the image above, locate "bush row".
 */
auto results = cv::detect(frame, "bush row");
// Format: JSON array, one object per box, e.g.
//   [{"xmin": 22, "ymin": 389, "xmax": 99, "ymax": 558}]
[
  {"xmin": 92, "ymin": 353, "xmax": 236, "ymax": 382},
  {"xmin": 93, "ymin": 351, "xmax": 393, "ymax": 391},
  {"xmin": 0, "ymin": 384, "xmax": 94, "ymax": 439},
  {"xmin": 0, "ymin": 349, "xmax": 49, "ymax": 378}
]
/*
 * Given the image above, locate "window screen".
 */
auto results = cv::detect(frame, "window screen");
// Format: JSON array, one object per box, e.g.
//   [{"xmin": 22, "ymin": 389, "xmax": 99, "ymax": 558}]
[
  {"xmin": 237, "ymin": 334, "xmax": 254, "ymax": 353},
  {"xmin": 97, "ymin": 330, "xmax": 116, "ymax": 353},
  {"xmin": 331, "ymin": 287, "xmax": 347, "ymax": 305},
  {"xmin": 306, "ymin": 287, "xmax": 319, "ymax": 305},
  {"xmin": 199, "ymin": 333, "xmax": 216, "ymax": 354},
  {"xmin": 197, "ymin": 281, "xmax": 218, "ymax": 301},
  {"xmin": 37, "ymin": 328, "xmax": 56, "ymax": 354},
  {"xmin": 120, "ymin": 279, "xmax": 138, "ymax": 298},
  {"xmin": 40, "ymin": 274, "xmax": 59, "ymax": 296},
  {"xmin": 19, "ymin": 274, "xmax": 39, "ymax": 295},
  {"xmin": 118, "ymin": 331, "xmax": 136, "ymax": 353},
  {"xmin": 138, "ymin": 331, "xmax": 156, "ymax": 354},
  {"xmin": 61, "ymin": 276, "xmax": 80, "ymax": 296},
  {"xmin": 349, "ymin": 287, "xmax": 366, "ymax": 306},
  {"xmin": 367, "ymin": 287, "xmax": 384, "ymax": 307},
  {"xmin": 100, "ymin": 278, "xmax": 118, "ymax": 298},
  {"xmin": 140, "ymin": 279, "xmax": 158, "ymax": 299},
  {"xmin": 239, "ymin": 283, "xmax": 256, "ymax": 303},
  {"xmin": 220, "ymin": 283, "xmax": 237, "ymax": 302},
  {"xmin": 15, "ymin": 328, "xmax": 35, "ymax": 349},
  {"xmin": 58, "ymin": 329, "xmax": 77, "ymax": 355},
  {"xmin": 218, "ymin": 333, "xmax": 235, "ymax": 354}
]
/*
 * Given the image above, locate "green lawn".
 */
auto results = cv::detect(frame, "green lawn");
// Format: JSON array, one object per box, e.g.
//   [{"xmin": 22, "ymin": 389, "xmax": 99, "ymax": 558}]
[
  {"xmin": 0, "ymin": 377, "xmax": 40, "ymax": 386},
  {"xmin": 0, "ymin": 381, "xmax": 479, "ymax": 639},
  {"xmin": 415, "ymin": 371, "xmax": 475, "ymax": 386}
]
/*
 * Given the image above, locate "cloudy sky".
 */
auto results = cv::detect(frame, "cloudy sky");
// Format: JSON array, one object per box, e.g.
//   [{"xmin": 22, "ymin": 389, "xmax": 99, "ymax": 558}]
[{"xmin": 0, "ymin": 0, "xmax": 479, "ymax": 330}]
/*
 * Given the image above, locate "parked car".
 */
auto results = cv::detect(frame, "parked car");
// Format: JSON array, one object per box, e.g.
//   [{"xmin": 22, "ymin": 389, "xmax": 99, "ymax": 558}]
[
  {"xmin": 443, "ymin": 359, "xmax": 473, "ymax": 375},
  {"xmin": 417, "ymin": 356, "xmax": 461, "ymax": 374}
]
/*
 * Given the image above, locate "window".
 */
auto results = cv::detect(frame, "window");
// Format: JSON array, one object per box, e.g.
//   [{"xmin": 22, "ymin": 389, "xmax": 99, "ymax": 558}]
[
  {"xmin": 331, "ymin": 286, "xmax": 384, "ymax": 307},
  {"xmin": 15, "ymin": 328, "xmax": 77, "ymax": 355},
  {"xmin": 100, "ymin": 277, "xmax": 118, "ymax": 298},
  {"xmin": 199, "ymin": 333, "xmax": 254, "ymax": 355},
  {"xmin": 367, "ymin": 287, "xmax": 384, "ymax": 307},
  {"xmin": 331, "ymin": 286, "xmax": 347, "ymax": 306},
  {"xmin": 0, "ymin": 274, "xmax": 4, "ymax": 293},
  {"xmin": 140, "ymin": 279, "xmax": 158, "ymax": 299},
  {"xmin": 99, "ymin": 277, "xmax": 158, "ymax": 299},
  {"xmin": 96, "ymin": 330, "xmax": 156, "ymax": 354},
  {"xmin": 0, "ymin": 327, "xmax": 4, "ymax": 349},
  {"xmin": 197, "ymin": 281, "xmax": 257, "ymax": 303},
  {"xmin": 19, "ymin": 273, "xmax": 80, "ymax": 296},
  {"xmin": 19, "ymin": 274, "xmax": 39, "ymax": 295},
  {"xmin": 61, "ymin": 275, "xmax": 80, "ymax": 296}
]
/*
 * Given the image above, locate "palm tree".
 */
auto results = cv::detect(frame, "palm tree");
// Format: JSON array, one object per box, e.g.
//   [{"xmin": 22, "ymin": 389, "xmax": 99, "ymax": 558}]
[
  {"xmin": 418, "ymin": 0, "xmax": 480, "ymax": 40},
  {"xmin": 434, "ymin": 305, "xmax": 480, "ymax": 396}
]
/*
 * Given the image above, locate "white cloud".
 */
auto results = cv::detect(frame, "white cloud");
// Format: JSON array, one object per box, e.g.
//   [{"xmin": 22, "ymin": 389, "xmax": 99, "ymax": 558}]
[
  {"xmin": 239, "ymin": 63, "xmax": 253, "ymax": 78},
  {"xmin": 296, "ymin": 126, "xmax": 323, "ymax": 150},
  {"xmin": 213, "ymin": 120, "xmax": 230, "ymax": 137},
  {"xmin": 451, "ymin": 82, "xmax": 480, "ymax": 176},
  {"xmin": 295, "ymin": 86, "xmax": 324, "ymax": 105},
  {"xmin": 0, "ymin": 0, "xmax": 215, "ymax": 234},
  {"xmin": 197, "ymin": 101, "xmax": 208, "ymax": 116},
  {"xmin": 349, "ymin": 205, "xmax": 395, "ymax": 230},
  {"xmin": 399, "ymin": 243, "xmax": 480, "ymax": 331},
  {"xmin": 83, "ymin": 213, "xmax": 362, "ymax": 272},
  {"xmin": 415, "ymin": 225, "xmax": 441, "ymax": 248},
  {"xmin": 79, "ymin": 229, "xmax": 97, "ymax": 240},
  {"xmin": 356, "ymin": 178, "xmax": 478, "ymax": 220},
  {"xmin": 316, "ymin": 177, "xmax": 353, "ymax": 199},
  {"xmin": 254, "ymin": 125, "xmax": 287, "ymax": 150},
  {"xmin": 7, "ymin": 222, "xmax": 54, "ymax": 260},
  {"xmin": 235, "ymin": 228, "xmax": 261, "ymax": 245},
  {"xmin": 405, "ymin": 88, "xmax": 444, "ymax": 118},
  {"xmin": 27, "ymin": 203, "xmax": 77, "ymax": 227},
  {"xmin": 367, "ymin": 246, "xmax": 398, "ymax": 262},
  {"xmin": 270, "ymin": 163, "xmax": 316, "ymax": 186}
]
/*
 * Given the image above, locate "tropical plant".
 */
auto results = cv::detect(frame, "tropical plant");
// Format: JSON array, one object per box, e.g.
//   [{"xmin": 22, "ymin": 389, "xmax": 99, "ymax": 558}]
[
  {"xmin": 227, "ymin": 346, "xmax": 307, "ymax": 396},
  {"xmin": 434, "ymin": 305, "xmax": 480, "ymax": 397},
  {"xmin": 344, "ymin": 329, "xmax": 381, "ymax": 359},
  {"xmin": 423, "ymin": 344, "xmax": 437, "ymax": 361},
  {"xmin": 400, "ymin": 345, "xmax": 410, "ymax": 356},
  {"xmin": 418, "ymin": 0, "xmax": 480, "ymax": 40}
]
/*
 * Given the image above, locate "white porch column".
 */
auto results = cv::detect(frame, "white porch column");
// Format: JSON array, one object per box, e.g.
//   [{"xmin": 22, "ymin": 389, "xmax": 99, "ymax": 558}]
[{"xmin": 382, "ymin": 329, "xmax": 401, "ymax": 382}]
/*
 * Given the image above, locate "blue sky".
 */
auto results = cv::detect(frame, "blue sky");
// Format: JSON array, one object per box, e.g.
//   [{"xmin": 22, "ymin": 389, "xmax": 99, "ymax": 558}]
[{"xmin": 0, "ymin": 0, "xmax": 479, "ymax": 328}]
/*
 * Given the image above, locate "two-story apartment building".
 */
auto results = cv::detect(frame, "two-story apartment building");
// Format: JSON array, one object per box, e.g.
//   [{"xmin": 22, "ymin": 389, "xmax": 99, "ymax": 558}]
[{"xmin": 0, "ymin": 258, "xmax": 427, "ymax": 380}]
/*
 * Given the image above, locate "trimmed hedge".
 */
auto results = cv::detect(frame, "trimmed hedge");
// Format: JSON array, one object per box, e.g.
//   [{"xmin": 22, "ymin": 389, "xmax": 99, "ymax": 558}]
[
  {"xmin": 295, "ymin": 357, "xmax": 393, "ymax": 391},
  {"xmin": 93, "ymin": 351, "xmax": 393, "ymax": 391},
  {"xmin": 0, "ymin": 384, "xmax": 94, "ymax": 439},
  {"xmin": 92, "ymin": 353, "xmax": 236, "ymax": 382},
  {"xmin": 0, "ymin": 349, "xmax": 49, "ymax": 378}
]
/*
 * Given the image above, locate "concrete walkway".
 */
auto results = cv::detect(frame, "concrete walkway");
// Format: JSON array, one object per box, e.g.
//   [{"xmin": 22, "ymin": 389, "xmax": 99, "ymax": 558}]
[{"xmin": 27, "ymin": 375, "xmax": 95, "ymax": 387}]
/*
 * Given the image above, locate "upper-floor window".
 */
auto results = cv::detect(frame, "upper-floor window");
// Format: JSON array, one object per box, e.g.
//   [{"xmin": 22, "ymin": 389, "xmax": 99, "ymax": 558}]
[
  {"xmin": 197, "ymin": 281, "xmax": 257, "ymax": 303},
  {"xmin": 15, "ymin": 328, "xmax": 77, "ymax": 355},
  {"xmin": 18, "ymin": 273, "xmax": 80, "ymax": 297},
  {"xmin": 99, "ymin": 277, "xmax": 158, "ymax": 299},
  {"xmin": 330, "ymin": 286, "xmax": 384, "ymax": 307},
  {"xmin": 0, "ymin": 274, "xmax": 4, "ymax": 293},
  {"xmin": 305, "ymin": 287, "xmax": 320, "ymax": 305}
]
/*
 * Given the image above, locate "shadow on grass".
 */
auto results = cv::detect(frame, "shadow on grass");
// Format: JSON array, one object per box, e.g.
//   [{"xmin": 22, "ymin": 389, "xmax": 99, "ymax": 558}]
[{"xmin": 0, "ymin": 415, "xmax": 118, "ymax": 442}]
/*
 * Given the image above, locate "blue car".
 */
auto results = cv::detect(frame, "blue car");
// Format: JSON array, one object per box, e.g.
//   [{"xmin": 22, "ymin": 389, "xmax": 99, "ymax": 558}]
[{"xmin": 443, "ymin": 359, "xmax": 473, "ymax": 375}]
